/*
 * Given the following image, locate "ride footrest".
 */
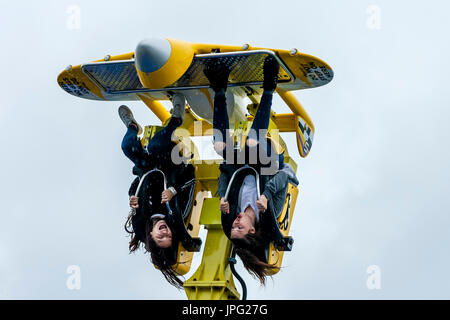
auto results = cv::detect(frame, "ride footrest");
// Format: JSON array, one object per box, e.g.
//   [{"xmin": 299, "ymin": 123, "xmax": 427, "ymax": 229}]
[
  {"xmin": 273, "ymin": 236, "xmax": 294, "ymax": 252},
  {"xmin": 181, "ymin": 236, "xmax": 202, "ymax": 252}
]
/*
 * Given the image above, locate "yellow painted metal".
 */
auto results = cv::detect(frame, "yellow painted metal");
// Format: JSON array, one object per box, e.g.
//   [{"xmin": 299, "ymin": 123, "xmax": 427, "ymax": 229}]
[
  {"xmin": 136, "ymin": 38, "xmax": 195, "ymax": 89},
  {"xmin": 141, "ymin": 125, "xmax": 162, "ymax": 147},
  {"xmin": 57, "ymin": 64, "xmax": 104, "ymax": 99},
  {"xmin": 271, "ymin": 113, "xmax": 298, "ymax": 132},
  {"xmin": 267, "ymin": 183, "xmax": 299, "ymax": 274},
  {"xmin": 57, "ymin": 51, "xmax": 135, "ymax": 100},
  {"xmin": 93, "ymin": 52, "xmax": 134, "ymax": 62},
  {"xmin": 276, "ymin": 89, "xmax": 315, "ymax": 158},
  {"xmin": 173, "ymin": 188, "xmax": 209, "ymax": 275},
  {"xmin": 191, "ymin": 162, "xmax": 221, "ymax": 196},
  {"xmin": 276, "ymin": 89, "xmax": 315, "ymax": 132},
  {"xmin": 183, "ymin": 197, "xmax": 240, "ymax": 300},
  {"xmin": 58, "ymin": 39, "xmax": 333, "ymax": 105},
  {"xmin": 138, "ymin": 94, "xmax": 171, "ymax": 123},
  {"xmin": 182, "ymin": 112, "xmax": 214, "ymax": 137}
]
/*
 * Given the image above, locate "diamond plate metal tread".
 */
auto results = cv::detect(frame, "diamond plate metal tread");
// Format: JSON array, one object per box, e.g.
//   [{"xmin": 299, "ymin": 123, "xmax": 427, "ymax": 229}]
[
  {"xmin": 81, "ymin": 50, "xmax": 293, "ymax": 94},
  {"xmin": 172, "ymin": 51, "xmax": 293, "ymax": 88},
  {"xmin": 82, "ymin": 61, "xmax": 144, "ymax": 94}
]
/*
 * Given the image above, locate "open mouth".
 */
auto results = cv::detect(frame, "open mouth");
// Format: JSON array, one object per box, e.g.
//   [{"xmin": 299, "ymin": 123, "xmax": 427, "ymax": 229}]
[{"xmin": 159, "ymin": 223, "xmax": 168, "ymax": 230}]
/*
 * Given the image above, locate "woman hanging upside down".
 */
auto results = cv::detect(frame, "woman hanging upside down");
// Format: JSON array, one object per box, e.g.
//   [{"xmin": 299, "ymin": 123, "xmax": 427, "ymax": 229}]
[
  {"xmin": 119, "ymin": 94, "xmax": 194, "ymax": 289},
  {"xmin": 203, "ymin": 56, "xmax": 299, "ymax": 285}
]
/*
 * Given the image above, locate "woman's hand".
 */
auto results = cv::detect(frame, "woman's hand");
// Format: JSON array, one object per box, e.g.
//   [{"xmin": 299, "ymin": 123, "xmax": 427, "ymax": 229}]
[
  {"xmin": 161, "ymin": 189, "xmax": 175, "ymax": 203},
  {"xmin": 129, "ymin": 196, "xmax": 139, "ymax": 209},
  {"xmin": 257, "ymin": 195, "xmax": 268, "ymax": 212},
  {"xmin": 220, "ymin": 197, "xmax": 230, "ymax": 214}
]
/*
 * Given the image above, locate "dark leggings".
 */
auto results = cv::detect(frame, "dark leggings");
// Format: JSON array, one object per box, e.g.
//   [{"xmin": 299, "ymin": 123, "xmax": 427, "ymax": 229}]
[
  {"xmin": 121, "ymin": 117, "xmax": 180, "ymax": 170},
  {"xmin": 213, "ymin": 90, "xmax": 282, "ymax": 166}
]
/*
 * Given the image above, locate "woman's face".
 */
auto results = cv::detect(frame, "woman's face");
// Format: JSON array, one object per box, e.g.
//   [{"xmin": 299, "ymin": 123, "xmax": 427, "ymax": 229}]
[
  {"xmin": 230, "ymin": 210, "xmax": 256, "ymax": 239},
  {"xmin": 150, "ymin": 219, "xmax": 173, "ymax": 248}
]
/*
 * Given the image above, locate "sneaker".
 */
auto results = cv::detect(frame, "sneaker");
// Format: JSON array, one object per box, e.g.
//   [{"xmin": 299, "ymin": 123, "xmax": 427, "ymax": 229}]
[
  {"xmin": 203, "ymin": 59, "xmax": 231, "ymax": 92},
  {"xmin": 171, "ymin": 93, "xmax": 185, "ymax": 125},
  {"xmin": 118, "ymin": 105, "xmax": 143, "ymax": 135},
  {"xmin": 263, "ymin": 55, "xmax": 279, "ymax": 91}
]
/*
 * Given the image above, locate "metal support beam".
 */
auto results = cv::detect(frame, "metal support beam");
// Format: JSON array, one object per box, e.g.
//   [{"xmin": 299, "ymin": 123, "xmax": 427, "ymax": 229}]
[
  {"xmin": 183, "ymin": 197, "xmax": 240, "ymax": 300},
  {"xmin": 276, "ymin": 89, "xmax": 315, "ymax": 132},
  {"xmin": 138, "ymin": 94, "xmax": 171, "ymax": 123}
]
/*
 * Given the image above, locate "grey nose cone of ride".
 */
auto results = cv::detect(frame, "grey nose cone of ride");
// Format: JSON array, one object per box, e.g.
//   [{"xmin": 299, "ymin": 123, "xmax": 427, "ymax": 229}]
[{"xmin": 135, "ymin": 38, "xmax": 172, "ymax": 73}]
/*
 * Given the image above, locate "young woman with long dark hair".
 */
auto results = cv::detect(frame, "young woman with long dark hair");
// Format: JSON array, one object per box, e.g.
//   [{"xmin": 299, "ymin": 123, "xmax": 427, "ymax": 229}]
[
  {"xmin": 204, "ymin": 56, "xmax": 299, "ymax": 285},
  {"xmin": 120, "ymin": 94, "xmax": 194, "ymax": 288}
]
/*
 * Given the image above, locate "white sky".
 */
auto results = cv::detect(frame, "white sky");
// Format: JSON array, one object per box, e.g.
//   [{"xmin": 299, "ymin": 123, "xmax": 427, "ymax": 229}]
[{"xmin": 0, "ymin": 0, "xmax": 449, "ymax": 299}]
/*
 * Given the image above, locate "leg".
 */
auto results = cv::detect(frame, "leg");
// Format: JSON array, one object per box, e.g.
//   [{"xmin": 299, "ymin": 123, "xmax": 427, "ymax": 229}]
[
  {"xmin": 212, "ymin": 91, "xmax": 233, "ymax": 156},
  {"xmin": 146, "ymin": 117, "xmax": 181, "ymax": 156},
  {"xmin": 121, "ymin": 125, "xmax": 152, "ymax": 169},
  {"xmin": 203, "ymin": 59, "xmax": 232, "ymax": 156},
  {"xmin": 147, "ymin": 93, "xmax": 185, "ymax": 157},
  {"xmin": 247, "ymin": 55, "xmax": 279, "ymax": 147},
  {"xmin": 246, "ymin": 56, "xmax": 281, "ymax": 170},
  {"xmin": 249, "ymin": 91, "xmax": 273, "ymax": 134},
  {"xmin": 246, "ymin": 91, "xmax": 273, "ymax": 158}
]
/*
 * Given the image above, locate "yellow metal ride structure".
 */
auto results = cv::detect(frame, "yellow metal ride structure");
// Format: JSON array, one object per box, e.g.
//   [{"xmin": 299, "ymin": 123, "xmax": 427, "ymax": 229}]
[{"xmin": 57, "ymin": 38, "xmax": 333, "ymax": 300}]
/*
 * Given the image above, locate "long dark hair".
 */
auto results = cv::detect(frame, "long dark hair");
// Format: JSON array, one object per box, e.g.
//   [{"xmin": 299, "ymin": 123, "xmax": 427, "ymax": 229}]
[
  {"xmin": 125, "ymin": 214, "xmax": 184, "ymax": 289},
  {"xmin": 231, "ymin": 231, "xmax": 279, "ymax": 285}
]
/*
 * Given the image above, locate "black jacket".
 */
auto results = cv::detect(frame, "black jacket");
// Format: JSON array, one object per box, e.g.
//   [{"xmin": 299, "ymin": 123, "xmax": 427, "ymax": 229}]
[{"xmin": 128, "ymin": 159, "xmax": 196, "ymax": 243}]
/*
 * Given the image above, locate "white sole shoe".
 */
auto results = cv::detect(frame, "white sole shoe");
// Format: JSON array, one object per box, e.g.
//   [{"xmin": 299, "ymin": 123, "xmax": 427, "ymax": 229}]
[
  {"xmin": 171, "ymin": 93, "xmax": 186, "ymax": 125},
  {"xmin": 118, "ymin": 105, "xmax": 143, "ymax": 135}
]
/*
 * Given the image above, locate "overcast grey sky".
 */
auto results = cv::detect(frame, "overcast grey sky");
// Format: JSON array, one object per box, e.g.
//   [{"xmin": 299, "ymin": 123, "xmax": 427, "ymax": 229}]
[{"xmin": 1, "ymin": 0, "xmax": 449, "ymax": 299}]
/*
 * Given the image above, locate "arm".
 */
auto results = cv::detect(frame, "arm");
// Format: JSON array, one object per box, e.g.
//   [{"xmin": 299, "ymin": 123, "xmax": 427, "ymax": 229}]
[
  {"xmin": 161, "ymin": 168, "xmax": 179, "ymax": 203},
  {"xmin": 217, "ymin": 164, "xmax": 230, "ymax": 199},
  {"xmin": 165, "ymin": 163, "xmax": 191, "ymax": 196},
  {"xmin": 218, "ymin": 165, "xmax": 231, "ymax": 213},
  {"xmin": 166, "ymin": 166, "xmax": 181, "ymax": 197},
  {"xmin": 162, "ymin": 163, "xmax": 196, "ymax": 203},
  {"xmin": 262, "ymin": 171, "xmax": 289, "ymax": 203},
  {"xmin": 258, "ymin": 170, "xmax": 289, "ymax": 215},
  {"xmin": 128, "ymin": 177, "xmax": 140, "ymax": 208},
  {"xmin": 128, "ymin": 177, "xmax": 140, "ymax": 197}
]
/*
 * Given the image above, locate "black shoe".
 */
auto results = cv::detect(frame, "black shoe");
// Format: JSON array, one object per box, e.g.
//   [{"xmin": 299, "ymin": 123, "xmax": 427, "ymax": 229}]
[
  {"xmin": 263, "ymin": 55, "xmax": 279, "ymax": 91},
  {"xmin": 203, "ymin": 59, "xmax": 231, "ymax": 92}
]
